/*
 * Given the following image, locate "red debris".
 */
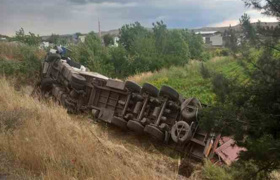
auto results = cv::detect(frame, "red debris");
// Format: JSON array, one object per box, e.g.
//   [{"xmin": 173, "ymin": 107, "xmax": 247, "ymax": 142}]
[{"xmin": 214, "ymin": 137, "xmax": 246, "ymax": 165}]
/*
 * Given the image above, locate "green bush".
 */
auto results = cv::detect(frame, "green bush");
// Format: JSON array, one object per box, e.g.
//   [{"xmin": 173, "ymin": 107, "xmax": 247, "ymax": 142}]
[
  {"xmin": 220, "ymin": 48, "xmax": 230, "ymax": 56},
  {"xmin": 12, "ymin": 28, "xmax": 41, "ymax": 46},
  {"xmin": 0, "ymin": 43, "xmax": 45, "ymax": 83},
  {"xmin": 201, "ymin": 160, "xmax": 233, "ymax": 180},
  {"xmin": 200, "ymin": 51, "xmax": 212, "ymax": 62}
]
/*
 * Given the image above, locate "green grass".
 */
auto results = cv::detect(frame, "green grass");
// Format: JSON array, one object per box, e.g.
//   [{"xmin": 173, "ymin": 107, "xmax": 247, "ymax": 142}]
[
  {"xmin": 128, "ymin": 56, "xmax": 247, "ymax": 104},
  {"xmin": 201, "ymin": 160, "xmax": 234, "ymax": 180}
]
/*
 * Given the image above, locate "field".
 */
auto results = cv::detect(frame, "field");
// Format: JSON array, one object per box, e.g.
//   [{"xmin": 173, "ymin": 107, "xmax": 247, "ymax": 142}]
[{"xmin": 128, "ymin": 56, "xmax": 247, "ymax": 104}]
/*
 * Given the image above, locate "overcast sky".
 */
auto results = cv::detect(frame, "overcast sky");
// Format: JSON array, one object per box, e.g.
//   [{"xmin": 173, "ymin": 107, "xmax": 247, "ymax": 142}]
[{"xmin": 0, "ymin": 0, "xmax": 278, "ymax": 36}]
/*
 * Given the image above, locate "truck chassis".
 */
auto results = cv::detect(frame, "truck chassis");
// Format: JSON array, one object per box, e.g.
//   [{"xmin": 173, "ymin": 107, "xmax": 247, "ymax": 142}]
[{"xmin": 37, "ymin": 52, "xmax": 219, "ymax": 162}]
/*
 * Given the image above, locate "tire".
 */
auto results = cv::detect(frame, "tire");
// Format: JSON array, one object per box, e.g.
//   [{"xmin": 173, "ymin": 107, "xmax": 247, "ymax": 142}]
[
  {"xmin": 181, "ymin": 98, "xmax": 202, "ymax": 121},
  {"xmin": 125, "ymin": 81, "xmax": 141, "ymax": 93},
  {"xmin": 159, "ymin": 85, "xmax": 179, "ymax": 101},
  {"xmin": 65, "ymin": 99, "xmax": 76, "ymax": 113},
  {"xmin": 71, "ymin": 81, "xmax": 85, "ymax": 90},
  {"xmin": 171, "ymin": 121, "xmax": 192, "ymax": 143},
  {"xmin": 111, "ymin": 116, "xmax": 128, "ymax": 130},
  {"xmin": 61, "ymin": 94, "xmax": 67, "ymax": 107},
  {"xmin": 141, "ymin": 83, "xmax": 159, "ymax": 97},
  {"xmin": 65, "ymin": 98, "xmax": 75, "ymax": 109},
  {"xmin": 144, "ymin": 125, "xmax": 164, "ymax": 141},
  {"xmin": 127, "ymin": 120, "xmax": 145, "ymax": 134},
  {"xmin": 41, "ymin": 78, "xmax": 55, "ymax": 92},
  {"xmin": 45, "ymin": 53, "xmax": 61, "ymax": 62},
  {"xmin": 71, "ymin": 74, "xmax": 86, "ymax": 84}
]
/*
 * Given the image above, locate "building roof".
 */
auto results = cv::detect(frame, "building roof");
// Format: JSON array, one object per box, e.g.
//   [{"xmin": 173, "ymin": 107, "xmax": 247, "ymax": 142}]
[{"xmin": 195, "ymin": 31, "xmax": 218, "ymax": 35}]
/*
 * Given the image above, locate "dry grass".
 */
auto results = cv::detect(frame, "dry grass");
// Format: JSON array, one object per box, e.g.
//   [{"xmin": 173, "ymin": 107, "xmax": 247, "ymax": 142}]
[
  {"xmin": 0, "ymin": 78, "xmax": 189, "ymax": 180},
  {"xmin": 0, "ymin": 42, "xmax": 45, "ymax": 61},
  {"xmin": 127, "ymin": 71, "xmax": 154, "ymax": 84}
]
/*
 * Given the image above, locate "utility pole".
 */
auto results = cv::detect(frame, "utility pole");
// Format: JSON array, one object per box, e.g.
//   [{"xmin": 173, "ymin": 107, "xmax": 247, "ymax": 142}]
[{"xmin": 98, "ymin": 18, "xmax": 101, "ymax": 38}]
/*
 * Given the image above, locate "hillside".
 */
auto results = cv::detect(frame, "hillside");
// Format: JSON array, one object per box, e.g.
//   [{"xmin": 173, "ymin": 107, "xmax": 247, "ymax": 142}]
[
  {"xmin": 192, "ymin": 22, "xmax": 278, "ymax": 33},
  {"xmin": 0, "ymin": 55, "xmax": 243, "ymax": 180},
  {"xmin": 0, "ymin": 78, "xmax": 191, "ymax": 180},
  {"xmin": 38, "ymin": 22, "xmax": 278, "ymax": 39}
]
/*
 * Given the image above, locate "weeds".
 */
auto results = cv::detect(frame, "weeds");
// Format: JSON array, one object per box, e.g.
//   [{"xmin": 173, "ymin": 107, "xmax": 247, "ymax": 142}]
[
  {"xmin": 0, "ymin": 42, "xmax": 45, "ymax": 84},
  {"xmin": 201, "ymin": 160, "xmax": 233, "ymax": 180},
  {"xmin": 128, "ymin": 57, "xmax": 247, "ymax": 104}
]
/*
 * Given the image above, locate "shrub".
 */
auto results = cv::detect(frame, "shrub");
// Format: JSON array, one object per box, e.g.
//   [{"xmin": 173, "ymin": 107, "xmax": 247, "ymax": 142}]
[
  {"xmin": 201, "ymin": 160, "xmax": 233, "ymax": 180},
  {"xmin": 200, "ymin": 51, "xmax": 212, "ymax": 62},
  {"xmin": 200, "ymin": 63, "xmax": 211, "ymax": 79},
  {"xmin": 220, "ymin": 49, "xmax": 230, "ymax": 56},
  {"xmin": 0, "ymin": 42, "xmax": 45, "ymax": 83}
]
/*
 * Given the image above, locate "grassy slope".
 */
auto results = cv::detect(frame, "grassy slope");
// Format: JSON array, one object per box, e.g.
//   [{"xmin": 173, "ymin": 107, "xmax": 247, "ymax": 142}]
[
  {"xmin": 0, "ymin": 78, "xmax": 187, "ymax": 180},
  {"xmin": 128, "ymin": 56, "xmax": 247, "ymax": 104}
]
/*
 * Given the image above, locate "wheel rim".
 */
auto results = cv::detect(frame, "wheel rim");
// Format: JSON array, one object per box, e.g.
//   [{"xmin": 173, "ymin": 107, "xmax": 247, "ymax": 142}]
[
  {"xmin": 171, "ymin": 121, "xmax": 191, "ymax": 143},
  {"xmin": 175, "ymin": 124, "xmax": 188, "ymax": 140}
]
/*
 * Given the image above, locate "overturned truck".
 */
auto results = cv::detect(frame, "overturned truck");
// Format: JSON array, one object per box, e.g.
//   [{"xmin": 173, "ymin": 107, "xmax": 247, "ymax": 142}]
[{"xmin": 38, "ymin": 50, "xmax": 224, "ymax": 162}]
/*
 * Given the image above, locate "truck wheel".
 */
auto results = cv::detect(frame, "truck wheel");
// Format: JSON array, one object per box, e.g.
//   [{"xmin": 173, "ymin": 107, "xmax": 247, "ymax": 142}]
[
  {"xmin": 181, "ymin": 98, "xmax": 202, "ymax": 121},
  {"xmin": 144, "ymin": 125, "xmax": 164, "ymax": 141},
  {"xmin": 71, "ymin": 81, "xmax": 85, "ymax": 90},
  {"xmin": 111, "ymin": 116, "xmax": 128, "ymax": 130},
  {"xmin": 61, "ymin": 94, "xmax": 67, "ymax": 107},
  {"xmin": 125, "ymin": 81, "xmax": 141, "ymax": 93},
  {"xmin": 141, "ymin": 83, "xmax": 159, "ymax": 97},
  {"xmin": 65, "ymin": 98, "xmax": 76, "ymax": 110},
  {"xmin": 71, "ymin": 74, "xmax": 86, "ymax": 84},
  {"xmin": 159, "ymin": 85, "xmax": 179, "ymax": 101},
  {"xmin": 171, "ymin": 121, "xmax": 192, "ymax": 143},
  {"xmin": 127, "ymin": 120, "xmax": 145, "ymax": 134},
  {"xmin": 41, "ymin": 78, "xmax": 55, "ymax": 92}
]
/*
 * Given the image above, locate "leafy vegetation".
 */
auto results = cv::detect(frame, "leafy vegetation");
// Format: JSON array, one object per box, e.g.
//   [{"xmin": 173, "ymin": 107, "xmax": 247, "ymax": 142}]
[
  {"xmin": 11, "ymin": 28, "xmax": 41, "ymax": 46},
  {"xmin": 201, "ymin": 160, "xmax": 233, "ymax": 180},
  {"xmin": 128, "ymin": 56, "xmax": 245, "ymax": 104},
  {"xmin": 71, "ymin": 21, "xmax": 204, "ymax": 78},
  {"xmin": 199, "ymin": 0, "xmax": 280, "ymax": 179},
  {"xmin": 0, "ymin": 42, "xmax": 45, "ymax": 83},
  {"xmin": 103, "ymin": 34, "xmax": 114, "ymax": 47}
]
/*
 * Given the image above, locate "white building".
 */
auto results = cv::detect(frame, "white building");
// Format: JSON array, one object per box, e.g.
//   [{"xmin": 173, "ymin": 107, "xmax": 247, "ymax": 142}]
[
  {"xmin": 195, "ymin": 31, "xmax": 223, "ymax": 47},
  {"xmin": 113, "ymin": 36, "xmax": 119, "ymax": 47},
  {"xmin": 79, "ymin": 35, "xmax": 86, "ymax": 43},
  {"xmin": 39, "ymin": 41, "xmax": 50, "ymax": 49}
]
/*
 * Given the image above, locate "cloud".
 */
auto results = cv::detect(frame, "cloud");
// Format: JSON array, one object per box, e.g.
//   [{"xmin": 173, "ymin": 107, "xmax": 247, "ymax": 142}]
[
  {"xmin": 209, "ymin": 9, "xmax": 278, "ymax": 27},
  {"xmin": 0, "ymin": 0, "xmax": 278, "ymax": 36},
  {"xmin": 67, "ymin": 0, "xmax": 151, "ymax": 4}
]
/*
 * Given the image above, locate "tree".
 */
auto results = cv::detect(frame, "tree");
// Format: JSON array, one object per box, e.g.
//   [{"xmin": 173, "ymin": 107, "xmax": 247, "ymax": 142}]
[
  {"xmin": 103, "ymin": 34, "xmax": 114, "ymax": 47},
  {"xmin": 181, "ymin": 29, "xmax": 204, "ymax": 59},
  {"xmin": 14, "ymin": 28, "xmax": 41, "ymax": 46},
  {"xmin": 152, "ymin": 21, "xmax": 168, "ymax": 54},
  {"xmin": 200, "ymin": 0, "xmax": 280, "ymax": 179},
  {"xmin": 118, "ymin": 22, "xmax": 149, "ymax": 52},
  {"xmin": 164, "ymin": 30, "xmax": 190, "ymax": 65},
  {"xmin": 223, "ymin": 25, "xmax": 238, "ymax": 54},
  {"xmin": 48, "ymin": 34, "xmax": 60, "ymax": 44}
]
